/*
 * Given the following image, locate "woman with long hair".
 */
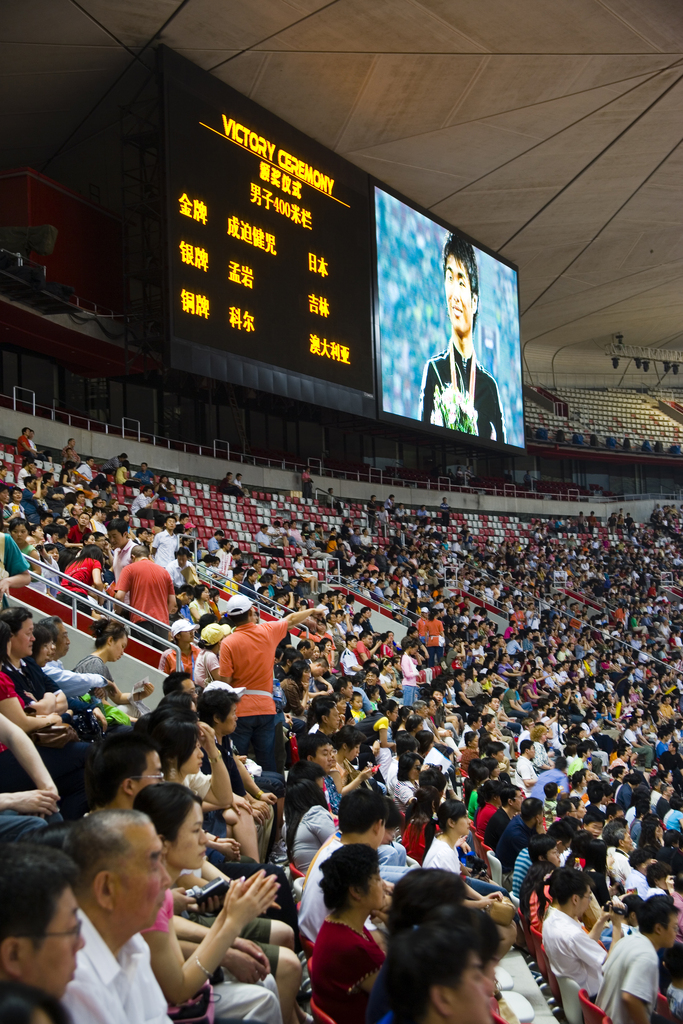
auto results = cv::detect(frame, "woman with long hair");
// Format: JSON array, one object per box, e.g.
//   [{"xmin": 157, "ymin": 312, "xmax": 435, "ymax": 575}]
[
  {"xmin": 134, "ymin": 782, "xmax": 296, "ymax": 1024},
  {"xmin": 283, "ymin": 761, "xmax": 334, "ymax": 871},
  {"xmin": 59, "ymin": 542, "xmax": 105, "ymax": 613},
  {"xmin": 402, "ymin": 786, "xmax": 439, "ymax": 864},
  {"xmin": 393, "ymin": 752, "xmax": 423, "ymax": 812}
]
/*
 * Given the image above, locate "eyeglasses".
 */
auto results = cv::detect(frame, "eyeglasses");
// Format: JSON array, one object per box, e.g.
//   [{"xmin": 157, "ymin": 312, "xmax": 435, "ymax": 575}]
[
  {"xmin": 129, "ymin": 773, "xmax": 165, "ymax": 781},
  {"xmin": 33, "ymin": 920, "xmax": 83, "ymax": 941}
]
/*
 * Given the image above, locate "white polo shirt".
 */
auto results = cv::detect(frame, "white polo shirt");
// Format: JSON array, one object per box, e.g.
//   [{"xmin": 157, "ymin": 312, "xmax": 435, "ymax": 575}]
[
  {"xmin": 542, "ymin": 907, "xmax": 606, "ymax": 998},
  {"xmin": 63, "ymin": 910, "xmax": 170, "ymax": 1024}
]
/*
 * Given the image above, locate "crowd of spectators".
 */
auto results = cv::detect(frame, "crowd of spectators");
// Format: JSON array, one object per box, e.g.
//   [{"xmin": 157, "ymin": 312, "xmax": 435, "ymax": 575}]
[{"xmin": 5, "ymin": 425, "xmax": 683, "ymax": 1023}]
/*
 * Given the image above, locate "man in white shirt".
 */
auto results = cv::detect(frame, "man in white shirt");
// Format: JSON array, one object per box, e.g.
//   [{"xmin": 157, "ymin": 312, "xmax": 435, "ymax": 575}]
[
  {"xmin": 515, "ymin": 739, "xmax": 539, "ymax": 793},
  {"xmin": 62, "ymin": 809, "xmax": 171, "ymax": 1024},
  {"xmin": 299, "ymin": 788, "xmax": 387, "ymax": 942},
  {"xmin": 340, "ymin": 633, "xmax": 362, "ymax": 676},
  {"xmin": 107, "ymin": 519, "xmax": 136, "ymax": 586},
  {"xmin": 543, "ymin": 868, "xmax": 621, "ymax": 999},
  {"xmin": 131, "ymin": 485, "xmax": 156, "ymax": 517},
  {"xmin": 598, "ymin": 894, "xmax": 678, "ymax": 1024},
  {"xmin": 623, "ymin": 848, "xmax": 658, "ymax": 899},
  {"xmin": 151, "ymin": 515, "xmax": 179, "ymax": 567},
  {"xmin": 165, "ymin": 548, "xmax": 199, "ymax": 588}
]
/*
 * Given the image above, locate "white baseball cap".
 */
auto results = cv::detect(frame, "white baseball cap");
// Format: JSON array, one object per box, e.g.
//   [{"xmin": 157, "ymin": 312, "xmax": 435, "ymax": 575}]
[
  {"xmin": 170, "ymin": 619, "xmax": 198, "ymax": 637},
  {"xmin": 203, "ymin": 681, "xmax": 246, "ymax": 697},
  {"xmin": 226, "ymin": 594, "xmax": 253, "ymax": 616}
]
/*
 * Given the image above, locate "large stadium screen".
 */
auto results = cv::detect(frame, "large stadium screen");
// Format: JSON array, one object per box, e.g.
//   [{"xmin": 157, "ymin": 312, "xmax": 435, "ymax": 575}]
[
  {"xmin": 374, "ymin": 185, "xmax": 525, "ymax": 451},
  {"xmin": 162, "ymin": 48, "xmax": 374, "ymax": 416}
]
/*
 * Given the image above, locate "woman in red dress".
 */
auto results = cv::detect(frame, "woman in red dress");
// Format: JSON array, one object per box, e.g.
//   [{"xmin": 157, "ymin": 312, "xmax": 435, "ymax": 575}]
[{"xmin": 309, "ymin": 843, "xmax": 386, "ymax": 1024}]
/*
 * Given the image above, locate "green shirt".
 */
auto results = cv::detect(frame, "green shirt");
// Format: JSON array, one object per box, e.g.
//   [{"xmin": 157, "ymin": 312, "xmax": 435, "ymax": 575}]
[
  {"xmin": 1, "ymin": 534, "xmax": 30, "ymax": 578},
  {"xmin": 502, "ymin": 688, "xmax": 519, "ymax": 714}
]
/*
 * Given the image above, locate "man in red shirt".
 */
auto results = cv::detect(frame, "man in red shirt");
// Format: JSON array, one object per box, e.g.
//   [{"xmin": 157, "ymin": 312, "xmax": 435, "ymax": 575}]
[
  {"xmin": 67, "ymin": 511, "xmax": 93, "ymax": 546},
  {"xmin": 217, "ymin": 594, "xmax": 323, "ymax": 772},
  {"xmin": 114, "ymin": 545, "xmax": 176, "ymax": 639}
]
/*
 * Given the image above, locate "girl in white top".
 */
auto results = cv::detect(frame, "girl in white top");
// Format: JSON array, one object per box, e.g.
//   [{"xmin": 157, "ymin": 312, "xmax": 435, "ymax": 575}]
[{"xmin": 422, "ymin": 799, "xmax": 508, "ymax": 913}]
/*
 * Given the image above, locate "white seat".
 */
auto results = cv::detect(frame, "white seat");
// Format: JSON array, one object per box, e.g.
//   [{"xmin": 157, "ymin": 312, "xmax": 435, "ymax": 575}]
[
  {"xmin": 495, "ymin": 966, "xmax": 514, "ymax": 991},
  {"xmin": 487, "ymin": 850, "xmax": 503, "ymax": 886},
  {"xmin": 504, "ymin": 991, "xmax": 534, "ymax": 1023},
  {"xmin": 556, "ymin": 975, "xmax": 582, "ymax": 1024}
]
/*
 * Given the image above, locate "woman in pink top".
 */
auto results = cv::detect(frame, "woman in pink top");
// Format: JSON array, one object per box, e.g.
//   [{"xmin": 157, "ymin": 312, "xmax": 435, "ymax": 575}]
[{"xmin": 401, "ymin": 640, "xmax": 420, "ymax": 707}]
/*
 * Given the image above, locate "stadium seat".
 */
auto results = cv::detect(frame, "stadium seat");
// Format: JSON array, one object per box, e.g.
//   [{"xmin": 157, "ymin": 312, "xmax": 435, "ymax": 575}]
[{"xmin": 579, "ymin": 989, "xmax": 612, "ymax": 1024}]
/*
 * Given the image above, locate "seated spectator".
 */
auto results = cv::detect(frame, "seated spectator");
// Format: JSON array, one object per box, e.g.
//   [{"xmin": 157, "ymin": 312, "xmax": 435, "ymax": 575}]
[
  {"xmin": 284, "ymin": 760, "xmax": 335, "ymax": 872},
  {"xmin": 158, "ymin": 619, "xmax": 200, "ymax": 677},
  {"xmin": 133, "ymin": 783, "xmax": 286, "ymax": 1024},
  {"xmin": 401, "ymin": 786, "xmax": 439, "ymax": 864},
  {"xmin": 597, "ymin": 894, "xmax": 679, "ymax": 1024},
  {"xmin": 484, "ymin": 783, "xmax": 523, "ymax": 851},
  {"xmin": 298, "ymin": 788, "xmax": 388, "ymax": 941},
  {"xmin": 72, "ymin": 618, "xmax": 154, "ymax": 721},
  {"xmin": 61, "ymin": 809, "xmax": 170, "ymax": 1023},
  {"xmin": 422, "ymin": 799, "xmax": 507, "ymax": 911},
  {"xmin": 130, "ymin": 484, "xmax": 157, "ymax": 518},
  {"xmin": 664, "ymin": 942, "xmax": 683, "ymax": 1021},
  {"xmin": 165, "ymin": 546, "xmax": 198, "ymax": 588},
  {"xmin": 0, "ymin": 712, "xmax": 60, "ymax": 840},
  {"xmin": 543, "ymin": 867, "xmax": 620, "ymax": 997},
  {"xmin": 17, "ymin": 426, "xmax": 49, "ymax": 462},
  {"xmin": 189, "ymin": 583, "xmax": 212, "ymax": 623},
  {"xmin": 623, "ymin": 846, "xmax": 659, "ymax": 899},
  {"xmin": 0, "ymin": 618, "xmax": 90, "ymax": 819},
  {"xmin": 0, "ymin": 981, "xmax": 69, "ymax": 1023},
  {"xmin": 310, "ymin": 844, "xmax": 386, "ymax": 1024},
  {"xmin": 39, "ymin": 615, "xmax": 106, "ymax": 697},
  {"xmin": 0, "ymin": 844, "xmax": 81, "ymax": 997},
  {"xmin": 385, "ymin": 910, "xmax": 495, "ymax": 1024},
  {"xmin": 495, "ymin": 796, "xmax": 544, "ymax": 883},
  {"xmin": 84, "ymin": 731, "xmax": 163, "ymax": 810},
  {"xmin": 393, "ymin": 751, "xmax": 423, "ymax": 811},
  {"xmin": 60, "ymin": 543, "xmax": 105, "ymax": 612},
  {"xmin": 194, "ymin": 623, "xmax": 230, "ymax": 689},
  {"xmin": 512, "ymin": 831, "xmax": 561, "ymax": 899},
  {"xmin": 133, "ymin": 462, "xmax": 154, "ymax": 485}
]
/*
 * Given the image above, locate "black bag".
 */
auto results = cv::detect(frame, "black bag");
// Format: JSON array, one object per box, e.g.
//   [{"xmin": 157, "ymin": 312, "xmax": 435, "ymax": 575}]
[{"xmin": 70, "ymin": 708, "xmax": 104, "ymax": 743}]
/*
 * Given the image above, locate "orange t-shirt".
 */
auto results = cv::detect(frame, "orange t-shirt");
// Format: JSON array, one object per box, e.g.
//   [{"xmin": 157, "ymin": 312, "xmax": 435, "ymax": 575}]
[
  {"xmin": 116, "ymin": 560, "xmax": 174, "ymax": 625},
  {"xmin": 218, "ymin": 618, "xmax": 290, "ymax": 716},
  {"xmin": 425, "ymin": 620, "xmax": 443, "ymax": 648}
]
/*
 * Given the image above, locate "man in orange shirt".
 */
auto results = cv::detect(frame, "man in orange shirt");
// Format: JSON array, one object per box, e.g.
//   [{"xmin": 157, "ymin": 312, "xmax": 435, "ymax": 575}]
[
  {"xmin": 217, "ymin": 594, "xmax": 323, "ymax": 771},
  {"xmin": 114, "ymin": 544, "xmax": 177, "ymax": 639}
]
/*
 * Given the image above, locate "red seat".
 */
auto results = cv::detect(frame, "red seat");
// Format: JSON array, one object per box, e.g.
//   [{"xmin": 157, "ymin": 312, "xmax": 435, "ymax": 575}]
[
  {"xmin": 289, "ymin": 861, "xmax": 304, "ymax": 880},
  {"xmin": 579, "ymin": 988, "xmax": 612, "ymax": 1024},
  {"xmin": 658, "ymin": 993, "xmax": 675, "ymax": 1022},
  {"xmin": 300, "ymin": 933, "xmax": 315, "ymax": 961},
  {"xmin": 518, "ymin": 909, "xmax": 537, "ymax": 960},
  {"xmin": 531, "ymin": 926, "xmax": 562, "ymax": 1004},
  {"xmin": 310, "ymin": 995, "xmax": 337, "ymax": 1024}
]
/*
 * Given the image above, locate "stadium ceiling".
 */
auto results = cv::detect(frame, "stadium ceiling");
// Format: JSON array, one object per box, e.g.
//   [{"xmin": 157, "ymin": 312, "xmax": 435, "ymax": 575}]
[{"xmin": 5, "ymin": 0, "xmax": 683, "ymax": 387}]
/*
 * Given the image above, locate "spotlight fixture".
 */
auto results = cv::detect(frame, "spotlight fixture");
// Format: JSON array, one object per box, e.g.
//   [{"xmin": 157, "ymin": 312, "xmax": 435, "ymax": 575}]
[
  {"xmin": 674, "ymin": 364, "xmax": 680, "ymax": 375},
  {"xmin": 612, "ymin": 357, "xmax": 619, "ymax": 369},
  {"xmin": 642, "ymin": 360, "xmax": 649, "ymax": 372},
  {"xmin": 615, "ymin": 332, "xmax": 624, "ymax": 346},
  {"xmin": 635, "ymin": 358, "xmax": 642, "ymax": 369},
  {"xmin": 664, "ymin": 362, "xmax": 671, "ymax": 373}
]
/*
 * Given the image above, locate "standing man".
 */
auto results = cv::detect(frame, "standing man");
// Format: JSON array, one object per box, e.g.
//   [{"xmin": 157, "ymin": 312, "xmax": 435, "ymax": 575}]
[
  {"xmin": 151, "ymin": 514, "xmax": 178, "ymax": 567},
  {"xmin": 217, "ymin": 594, "xmax": 323, "ymax": 771},
  {"xmin": 301, "ymin": 466, "xmax": 313, "ymax": 500},
  {"xmin": 114, "ymin": 545, "xmax": 176, "ymax": 638},
  {"xmin": 440, "ymin": 498, "xmax": 450, "ymax": 528},
  {"xmin": 367, "ymin": 495, "xmax": 377, "ymax": 531},
  {"xmin": 107, "ymin": 518, "xmax": 136, "ymax": 589}
]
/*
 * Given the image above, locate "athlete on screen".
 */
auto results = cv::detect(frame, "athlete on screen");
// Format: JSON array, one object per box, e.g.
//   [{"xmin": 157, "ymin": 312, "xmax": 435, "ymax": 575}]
[{"xmin": 419, "ymin": 234, "xmax": 505, "ymax": 442}]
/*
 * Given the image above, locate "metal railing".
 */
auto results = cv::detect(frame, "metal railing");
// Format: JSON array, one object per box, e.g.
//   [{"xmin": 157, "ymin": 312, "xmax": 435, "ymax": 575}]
[{"xmin": 24, "ymin": 556, "xmax": 183, "ymax": 669}]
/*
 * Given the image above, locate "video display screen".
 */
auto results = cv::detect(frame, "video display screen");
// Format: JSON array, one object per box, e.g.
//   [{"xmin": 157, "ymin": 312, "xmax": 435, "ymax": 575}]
[
  {"xmin": 162, "ymin": 48, "xmax": 374, "ymax": 415},
  {"xmin": 374, "ymin": 186, "xmax": 524, "ymax": 450}
]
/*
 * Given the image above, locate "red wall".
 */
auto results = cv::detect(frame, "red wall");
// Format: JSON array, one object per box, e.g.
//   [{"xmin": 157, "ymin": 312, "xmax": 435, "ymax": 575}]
[{"xmin": 0, "ymin": 168, "xmax": 123, "ymax": 314}]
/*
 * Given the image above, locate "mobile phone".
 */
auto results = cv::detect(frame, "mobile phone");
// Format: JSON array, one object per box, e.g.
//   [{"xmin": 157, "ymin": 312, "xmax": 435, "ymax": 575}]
[{"xmin": 370, "ymin": 765, "xmax": 380, "ymax": 773}]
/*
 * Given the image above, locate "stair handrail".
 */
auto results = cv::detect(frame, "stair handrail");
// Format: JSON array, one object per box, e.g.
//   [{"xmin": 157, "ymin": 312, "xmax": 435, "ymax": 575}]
[{"xmin": 23, "ymin": 556, "xmax": 183, "ymax": 669}]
